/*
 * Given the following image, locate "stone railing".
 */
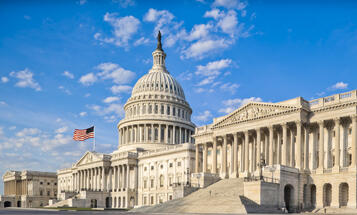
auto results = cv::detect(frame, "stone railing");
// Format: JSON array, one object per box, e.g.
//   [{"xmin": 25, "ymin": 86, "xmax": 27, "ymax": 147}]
[
  {"xmin": 111, "ymin": 151, "xmax": 138, "ymax": 160},
  {"xmin": 309, "ymin": 90, "xmax": 357, "ymax": 109},
  {"xmin": 195, "ymin": 125, "xmax": 212, "ymax": 135},
  {"xmin": 139, "ymin": 143, "xmax": 190, "ymax": 157}
]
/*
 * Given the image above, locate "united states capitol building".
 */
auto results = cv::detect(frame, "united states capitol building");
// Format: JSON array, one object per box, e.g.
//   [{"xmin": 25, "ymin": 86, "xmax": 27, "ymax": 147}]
[{"xmin": 51, "ymin": 34, "xmax": 357, "ymax": 213}]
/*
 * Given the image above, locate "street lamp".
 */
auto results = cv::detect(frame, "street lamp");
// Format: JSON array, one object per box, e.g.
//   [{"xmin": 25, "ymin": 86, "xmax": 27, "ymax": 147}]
[{"xmin": 258, "ymin": 154, "xmax": 266, "ymax": 181}]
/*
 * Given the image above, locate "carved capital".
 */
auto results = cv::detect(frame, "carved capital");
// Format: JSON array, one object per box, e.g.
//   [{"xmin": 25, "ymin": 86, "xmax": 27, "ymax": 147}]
[
  {"xmin": 318, "ymin": 120, "xmax": 324, "ymax": 126},
  {"xmin": 334, "ymin": 117, "xmax": 341, "ymax": 124}
]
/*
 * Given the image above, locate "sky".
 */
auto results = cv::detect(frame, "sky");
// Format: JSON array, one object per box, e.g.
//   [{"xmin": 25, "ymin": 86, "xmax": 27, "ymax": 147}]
[{"xmin": 1, "ymin": 0, "xmax": 357, "ymax": 194}]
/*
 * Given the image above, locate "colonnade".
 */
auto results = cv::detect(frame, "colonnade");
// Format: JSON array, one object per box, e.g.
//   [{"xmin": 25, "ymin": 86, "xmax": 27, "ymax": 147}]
[
  {"xmin": 119, "ymin": 124, "xmax": 193, "ymax": 145},
  {"xmin": 196, "ymin": 116, "xmax": 357, "ymax": 177},
  {"xmin": 72, "ymin": 164, "xmax": 137, "ymax": 192}
]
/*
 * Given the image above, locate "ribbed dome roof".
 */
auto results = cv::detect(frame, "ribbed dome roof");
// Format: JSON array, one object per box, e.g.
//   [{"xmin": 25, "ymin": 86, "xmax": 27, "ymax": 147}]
[{"xmin": 131, "ymin": 71, "xmax": 185, "ymax": 99}]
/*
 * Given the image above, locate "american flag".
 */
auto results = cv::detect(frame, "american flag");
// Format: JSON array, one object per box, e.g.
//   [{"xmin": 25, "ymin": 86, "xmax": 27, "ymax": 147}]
[{"xmin": 73, "ymin": 126, "xmax": 94, "ymax": 141}]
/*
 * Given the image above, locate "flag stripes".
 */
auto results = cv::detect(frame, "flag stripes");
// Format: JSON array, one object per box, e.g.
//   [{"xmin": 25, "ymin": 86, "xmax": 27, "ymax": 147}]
[{"xmin": 73, "ymin": 126, "xmax": 94, "ymax": 141}]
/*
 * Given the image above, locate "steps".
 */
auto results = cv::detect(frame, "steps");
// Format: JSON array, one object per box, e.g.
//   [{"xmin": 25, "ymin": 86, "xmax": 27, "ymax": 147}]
[{"xmin": 133, "ymin": 178, "xmax": 247, "ymax": 214}]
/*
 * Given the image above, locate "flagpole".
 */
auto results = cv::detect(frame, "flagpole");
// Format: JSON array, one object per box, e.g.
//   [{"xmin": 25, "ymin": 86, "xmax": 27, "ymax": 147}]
[{"xmin": 93, "ymin": 126, "xmax": 96, "ymax": 152}]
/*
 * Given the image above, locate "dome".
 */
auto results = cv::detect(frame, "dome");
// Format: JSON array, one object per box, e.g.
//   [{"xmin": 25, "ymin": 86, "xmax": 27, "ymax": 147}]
[
  {"xmin": 117, "ymin": 31, "xmax": 195, "ymax": 152},
  {"xmin": 131, "ymin": 71, "xmax": 185, "ymax": 100}
]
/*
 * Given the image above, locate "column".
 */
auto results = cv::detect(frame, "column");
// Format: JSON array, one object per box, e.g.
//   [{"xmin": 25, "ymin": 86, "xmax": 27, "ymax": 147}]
[
  {"xmin": 179, "ymin": 127, "xmax": 182, "ymax": 144},
  {"xmin": 351, "ymin": 115, "xmax": 357, "ymax": 169},
  {"xmin": 108, "ymin": 167, "xmax": 112, "ymax": 191},
  {"xmin": 151, "ymin": 124, "xmax": 154, "ymax": 143},
  {"xmin": 304, "ymin": 126, "xmax": 310, "ymax": 170},
  {"xmin": 264, "ymin": 132, "xmax": 269, "ymax": 164},
  {"xmin": 318, "ymin": 121, "xmax": 324, "ymax": 172},
  {"xmin": 244, "ymin": 131, "xmax": 249, "ymax": 174},
  {"xmin": 282, "ymin": 123, "xmax": 288, "ymax": 165},
  {"xmin": 256, "ymin": 129, "xmax": 261, "ymax": 174},
  {"xmin": 233, "ymin": 133, "xmax": 238, "ymax": 177},
  {"xmin": 195, "ymin": 144, "xmax": 199, "ymax": 173},
  {"xmin": 222, "ymin": 135, "xmax": 227, "ymax": 178},
  {"xmin": 127, "ymin": 165, "xmax": 130, "ymax": 189},
  {"xmin": 173, "ymin": 126, "xmax": 176, "ymax": 144},
  {"xmin": 134, "ymin": 166, "xmax": 138, "ymax": 189},
  {"xmin": 296, "ymin": 121, "xmax": 302, "ymax": 170},
  {"xmin": 203, "ymin": 143, "xmax": 208, "ymax": 172},
  {"xmin": 122, "ymin": 165, "xmax": 125, "ymax": 190},
  {"xmin": 212, "ymin": 137, "xmax": 217, "ymax": 174},
  {"xmin": 277, "ymin": 130, "xmax": 281, "ymax": 164},
  {"xmin": 290, "ymin": 128, "xmax": 295, "ymax": 167},
  {"xmin": 268, "ymin": 126, "xmax": 274, "ymax": 166},
  {"xmin": 114, "ymin": 166, "xmax": 117, "ymax": 191},
  {"xmin": 97, "ymin": 168, "xmax": 100, "ymax": 191},
  {"xmin": 101, "ymin": 167, "xmax": 106, "ymax": 191}
]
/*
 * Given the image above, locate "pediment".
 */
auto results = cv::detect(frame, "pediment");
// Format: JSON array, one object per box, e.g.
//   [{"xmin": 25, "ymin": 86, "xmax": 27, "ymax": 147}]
[
  {"xmin": 213, "ymin": 102, "xmax": 299, "ymax": 128},
  {"xmin": 3, "ymin": 171, "xmax": 15, "ymax": 178},
  {"xmin": 74, "ymin": 151, "xmax": 103, "ymax": 167}
]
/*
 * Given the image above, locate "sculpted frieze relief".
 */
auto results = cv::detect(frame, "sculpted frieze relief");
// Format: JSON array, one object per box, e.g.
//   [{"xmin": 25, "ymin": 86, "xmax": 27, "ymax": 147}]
[{"xmin": 214, "ymin": 103, "xmax": 298, "ymax": 128}]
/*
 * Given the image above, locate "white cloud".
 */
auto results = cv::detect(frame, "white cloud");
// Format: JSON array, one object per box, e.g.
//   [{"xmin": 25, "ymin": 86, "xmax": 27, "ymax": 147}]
[
  {"xmin": 213, "ymin": 0, "xmax": 247, "ymax": 10},
  {"xmin": 95, "ymin": 13, "xmax": 140, "ymax": 47},
  {"xmin": 16, "ymin": 128, "xmax": 41, "ymax": 137},
  {"xmin": 62, "ymin": 70, "xmax": 74, "ymax": 79},
  {"xmin": 113, "ymin": 0, "xmax": 135, "ymax": 8},
  {"xmin": 220, "ymin": 82, "xmax": 240, "ymax": 94},
  {"xmin": 58, "ymin": 86, "xmax": 71, "ymax": 95},
  {"xmin": 9, "ymin": 68, "xmax": 41, "ymax": 91},
  {"xmin": 103, "ymin": 96, "xmax": 120, "ymax": 103},
  {"xmin": 195, "ymin": 59, "xmax": 232, "ymax": 76},
  {"xmin": 218, "ymin": 10, "xmax": 238, "ymax": 36},
  {"xmin": 219, "ymin": 97, "xmax": 262, "ymax": 114},
  {"xmin": 194, "ymin": 110, "xmax": 212, "ymax": 122},
  {"xmin": 186, "ymin": 23, "xmax": 213, "ymax": 41},
  {"xmin": 79, "ymin": 112, "xmax": 87, "ymax": 117},
  {"xmin": 134, "ymin": 37, "xmax": 150, "ymax": 46},
  {"xmin": 1, "ymin": 77, "xmax": 9, "ymax": 83},
  {"xmin": 84, "ymin": 93, "xmax": 91, "ymax": 98},
  {"xmin": 182, "ymin": 39, "xmax": 229, "ymax": 59},
  {"xmin": 204, "ymin": 9, "xmax": 223, "ymax": 20},
  {"xmin": 96, "ymin": 62, "xmax": 135, "ymax": 84},
  {"xmin": 79, "ymin": 73, "xmax": 97, "ymax": 86},
  {"xmin": 197, "ymin": 76, "xmax": 216, "ymax": 86},
  {"xmin": 331, "ymin": 82, "xmax": 348, "ymax": 90},
  {"xmin": 88, "ymin": 102, "xmax": 125, "ymax": 122},
  {"xmin": 195, "ymin": 88, "xmax": 214, "ymax": 93},
  {"xmin": 9, "ymin": 126, "xmax": 16, "ymax": 130},
  {"xmin": 110, "ymin": 85, "xmax": 132, "ymax": 94},
  {"xmin": 0, "ymin": 101, "xmax": 7, "ymax": 106},
  {"xmin": 55, "ymin": 126, "xmax": 68, "ymax": 134}
]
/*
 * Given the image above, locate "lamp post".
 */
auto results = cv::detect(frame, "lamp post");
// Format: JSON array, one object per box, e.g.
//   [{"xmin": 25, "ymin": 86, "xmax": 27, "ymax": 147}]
[{"xmin": 258, "ymin": 154, "xmax": 266, "ymax": 181}]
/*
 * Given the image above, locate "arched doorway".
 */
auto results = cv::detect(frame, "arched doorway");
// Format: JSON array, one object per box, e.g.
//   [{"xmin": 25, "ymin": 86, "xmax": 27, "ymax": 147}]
[
  {"xmin": 4, "ymin": 201, "xmax": 11, "ymax": 207},
  {"xmin": 339, "ymin": 183, "xmax": 349, "ymax": 207},
  {"xmin": 130, "ymin": 197, "xmax": 135, "ymax": 208},
  {"xmin": 118, "ymin": 197, "xmax": 121, "ymax": 208},
  {"xmin": 284, "ymin": 184, "xmax": 294, "ymax": 212},
  {"xmin": 17, "ymin": 201, "xmax": 21, "ymax": 207},
  {"xmin": 323, "ymin": 183, "xmax": 332, "ymax": 207},
  {"xmin": 90, "ymin": 199, "xmax": 97, "ymax": 208},
  {"xmin": 310, "ymin": 184, "xmax": 316, "ymax": 208}
]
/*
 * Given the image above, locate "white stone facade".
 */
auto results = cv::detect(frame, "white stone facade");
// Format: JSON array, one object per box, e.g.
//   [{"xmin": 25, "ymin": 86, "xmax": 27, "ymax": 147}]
[
  {"xmin": 55, "ymin": 33, "xmax": 198, "ymax": 209},
  {"xmin": 194, "ymin": 90, "xmax": 357, "ymax": 211},
  {"xmin": 1, "ymin": 170, "xmax": 57, "ymax": 208}
]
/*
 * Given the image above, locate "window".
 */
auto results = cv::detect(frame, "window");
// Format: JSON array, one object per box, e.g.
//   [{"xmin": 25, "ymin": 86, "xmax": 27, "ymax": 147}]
[
  {"xmin": 167, "ymin": 106, "xmax": 170, "ymax": 115},
  {"xmin": 144, "ymin": 180, "xmax": 147, "ymax": 189},
  {"xmin": 155, "ymin": 128, "xmax": 158, "ymax": 141},
  {"xmin": 169, "ymin": 177, "xmax": 172, "ymax": 186},
  {"xmin": 169, "ymin": 163, "xmax": 173, "ymax": 168},
  {"xmin": 144, "ymin": 197, "xmax": 147, "ymax": 205},
  {"xmin": 151, "ymin": 166, "xmax": 154, "ymax": 170},
  {"xmin": 151, "ymin": 179, "xmax": 154, "ymax": 188},
  {"xmin": 151, "ymin": 196, "xmax": 154, "ymax": 205},
  {"xmin": 161, "ymin": 127, "xmax": 164, "ymax": 141},
  {"xmin": 144, "ymin": 166, "xmax": 147, "ymax": 171},
  {"xmin": 148, "ymin": 105, "xmax": 152, "ymax": 114},
  {"xmin": 54, "ymin": 191, "xmax": 57, "ymax": 196},
  {"xmin": 173, "ymin": 107, "xmax": 176, "ymax": 116},
  {"xmin": 142, "ymin": 105, "xmax": 146, "ymax": 114},
  {"xmin": 47, "ymin": 182, "xmax": 50, "ymax": 185},
  {"xmin": 169, "ymin": 195, "xmax": 172, "ymax": 200},
  {"xmin": 40, "ymin": 182, "xmax": 43, "ymax": 185},
  {"xmin": 178, "ymin": 109, "xmax": 181, "ymax": 117},
  {"xmin": 160, "ymin": 175, "xmax": 164, "ymax": 187},
  {"xmin": 47, "ymin": 191, "xmax": 50, "ymax": 196},
  {"xmin": 177, "ymin": 162, "xmax": 181, "ymax": 167},
  {"xmin": 161, "ymin": 105, "xmax": 164, "ymax": 114},
  {"xmin": 148, "ymin": 128, "xmax": 152, "ymax": 141},
  {"xmin": 349, "ymin": 128, "xmax": 352, "ymax": 135},
  {"xmin": 160, "ymin": 164, "xmax": 163, "ymax": 169},
  {"xmin": 40, "ymin": 190, "xmax": 43, "ymax": 196},
  {"xmin": 155, "ymin": 105, "xmax": 158, "ymax": 114},
  {"xmin": 54, "ymin": 183, "xmax": 57, "ymax": 186}
]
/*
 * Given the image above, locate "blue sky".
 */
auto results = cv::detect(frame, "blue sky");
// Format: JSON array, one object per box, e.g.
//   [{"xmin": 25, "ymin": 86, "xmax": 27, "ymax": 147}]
[{"xmin": 1, "ymin": 0, "xmax": 357, "ymax": 193}]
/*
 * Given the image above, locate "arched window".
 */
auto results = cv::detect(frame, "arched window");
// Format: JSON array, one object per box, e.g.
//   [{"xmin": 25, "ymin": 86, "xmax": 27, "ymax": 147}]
[
  {"xmin": 173, "ymin": 107, "xmax": 176, "ymax": 116},
  {"xmin": 155, "ymin": 104, "xmax": 158, "ymax": 114},
  {"xmin": 160, "ymin": 175, "xmax": 164, "ymax": 187},
  {"xmin": 148, "ymin": 105, "xmax": 152, "ymax": 114},
  {"xmin": 167, "ymin": 106, "xmax": 170, "ymax": 115},
  {"xmin": 142, "ymin": 104, "xmax": 146, "ymax": 114},
  {"xmin": 161, "ymin": 105, "xmax": 164, "ymax": 114},
  {"xmin": 154, "ymin": 128, "xmax": 158, "ymax": 141}
]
